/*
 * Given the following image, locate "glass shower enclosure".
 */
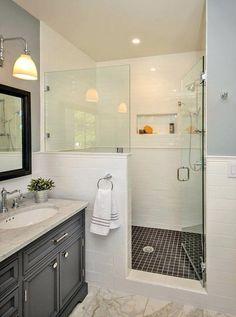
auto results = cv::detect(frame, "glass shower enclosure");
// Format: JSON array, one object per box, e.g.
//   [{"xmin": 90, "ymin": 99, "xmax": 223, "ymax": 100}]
[
  {"xmin": 44, "ymin": 65, "xmax": 130, "ymax": 153},
  {"xmin": 178, "ymin": 57, "xmax": 206, "ymax": 285}
]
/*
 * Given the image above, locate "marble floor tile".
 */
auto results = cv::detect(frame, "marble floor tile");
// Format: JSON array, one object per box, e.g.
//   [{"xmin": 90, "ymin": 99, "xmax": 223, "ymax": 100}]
[
  {"xmin": 181, "ymin": 308, "xmax": 204, "ymax": 317},
  {"xmin": 144, "ymin": 301, "xmax": 186, "ymax": 317},
  {"xmin": 70, "ymin": 287, "xmax": 147, "ymax": 317},
  {"xmin": 69, "ymin": 285, "xmax": 236, "ymax": 317},
  {"xmin": 204, "ymin": 310, "xmax": 236, "ymax": 317},
  {"xmin": 69, "ymin": 284, "xmax": 100, "ymax": 317},
  {"xmin": 144, "ymin": 298, "xmax": 176, "ymax": 316}
]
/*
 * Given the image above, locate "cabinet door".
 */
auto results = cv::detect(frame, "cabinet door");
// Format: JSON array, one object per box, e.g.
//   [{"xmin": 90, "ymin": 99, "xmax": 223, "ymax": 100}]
[
  {"xmin": 60, "ymin": 233, "xmax": 84, "ymax": 307},
  {"xmin": 0, "ymin": 289, "xmax": 18, "ymax": 317},
  {"xmin": 23, "ymin": 256, "xmax": 59, "ymax": 317}
]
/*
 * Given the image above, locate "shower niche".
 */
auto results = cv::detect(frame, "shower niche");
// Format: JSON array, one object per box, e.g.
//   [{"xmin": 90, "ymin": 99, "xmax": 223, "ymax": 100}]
[{"xmin": 136, "ymin": 113, "xmax": 178, "ymax": 135}]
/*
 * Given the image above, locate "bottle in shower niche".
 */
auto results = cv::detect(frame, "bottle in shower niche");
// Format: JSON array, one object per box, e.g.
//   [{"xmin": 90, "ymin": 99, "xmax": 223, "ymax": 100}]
[{"xmin": 169, "ymin": 123, "xmax": 175, "ymax": 134}]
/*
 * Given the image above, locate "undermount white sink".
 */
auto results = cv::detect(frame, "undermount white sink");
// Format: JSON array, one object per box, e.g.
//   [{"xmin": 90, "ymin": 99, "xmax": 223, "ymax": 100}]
[{"xmin": 0, "ymin": 207, "xmax": 58, "ymax": 229}]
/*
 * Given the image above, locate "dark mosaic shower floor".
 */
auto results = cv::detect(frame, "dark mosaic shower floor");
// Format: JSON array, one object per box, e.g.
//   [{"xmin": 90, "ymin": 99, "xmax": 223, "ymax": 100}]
[{"xmin": 132, "ymin": 226, "xmax": 202, "ymax": 280}]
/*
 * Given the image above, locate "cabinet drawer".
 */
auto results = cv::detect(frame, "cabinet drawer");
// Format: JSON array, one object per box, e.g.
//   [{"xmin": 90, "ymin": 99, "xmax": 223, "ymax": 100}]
[
  {"xmin": 0, "ymin": 288, "xmax": 19, "ymax": 317},
  {"xmin": 23, "ymin": 212, "xmax": 84, "ymax": 274},
  {"xmin": 0, "ymin": 258, "xmax": 18, "ymax": 296}
]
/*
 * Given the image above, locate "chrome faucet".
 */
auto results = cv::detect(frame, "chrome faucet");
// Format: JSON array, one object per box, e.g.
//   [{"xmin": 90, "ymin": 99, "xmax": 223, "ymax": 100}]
[{"xmin": 0, "ymin": 188, "xmax": 22, "ymax": 213}]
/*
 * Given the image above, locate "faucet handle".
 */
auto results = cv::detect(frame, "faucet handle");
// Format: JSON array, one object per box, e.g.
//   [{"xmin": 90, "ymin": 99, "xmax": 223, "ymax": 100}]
[
  {"xmin": 12, "ymin": 197, "xmax": 19, "ymax": 209},
  {"xmin": 1, "ymin": 187, "xmax": 7, "ymax": 195},
  {"xmin": 11, "ymin": 191, "xmax": 23, "ymax": 209}
]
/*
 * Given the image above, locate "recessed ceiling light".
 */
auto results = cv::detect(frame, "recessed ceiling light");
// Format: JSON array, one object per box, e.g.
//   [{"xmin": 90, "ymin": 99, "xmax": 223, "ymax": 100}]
[
  {"xmin": 132, "ymin": 38, "xmax": 141, "ymax": 44},
  {"xmin": 150, "ymin": 67, "xmax": 157, "ymax": 72}
]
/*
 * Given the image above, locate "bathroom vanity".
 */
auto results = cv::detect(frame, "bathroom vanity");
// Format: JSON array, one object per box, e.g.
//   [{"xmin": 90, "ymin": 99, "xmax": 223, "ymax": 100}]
[{"xmin": 0, "ymin": 198, "xmax": 88, "ymax": 317}]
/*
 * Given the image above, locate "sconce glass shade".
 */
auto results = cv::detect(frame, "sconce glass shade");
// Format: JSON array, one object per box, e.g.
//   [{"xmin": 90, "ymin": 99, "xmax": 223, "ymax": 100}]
[
  {"xmin": 86, "ymin": 88, "xmax": 99, "ymax": 103},
  {"xmin": 118, "ymin": 102, "xmax": 128, "ymax": 113},
  {"xmin": 13, "ymin": 54, "xmax": 38, "ymax": 80}
]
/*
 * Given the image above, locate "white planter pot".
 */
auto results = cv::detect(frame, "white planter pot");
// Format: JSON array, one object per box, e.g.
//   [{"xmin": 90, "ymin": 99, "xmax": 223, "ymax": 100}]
[{"xmin": 35, "ymin": 190, "xmax": 48, "ymax": 203}]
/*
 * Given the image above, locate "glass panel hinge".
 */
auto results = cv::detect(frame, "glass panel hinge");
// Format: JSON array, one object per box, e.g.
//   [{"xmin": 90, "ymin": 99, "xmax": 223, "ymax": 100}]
[
  {"xmin": 201, "ymin": 261, "xmax": 206, "ymax": 272},
  {"xmin": 201, "ymin": 72, "xmax": 206, "ymax": 81}
]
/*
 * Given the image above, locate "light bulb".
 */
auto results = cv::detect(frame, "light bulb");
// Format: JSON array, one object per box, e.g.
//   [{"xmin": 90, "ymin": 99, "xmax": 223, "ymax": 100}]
[
  {"xmin": 85, "ymin": 88, "xmax": 99, "ymax": 103},
  {"xmin": 118, "ymin": 103, "xmax": 127, "ymax": 113},
  {"xmin": 132, "ymin": 38, "xmax": 141, "ymax": 44}
]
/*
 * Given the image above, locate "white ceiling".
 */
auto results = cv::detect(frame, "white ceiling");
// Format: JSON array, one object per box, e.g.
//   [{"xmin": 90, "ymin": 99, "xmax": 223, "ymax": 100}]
[{"xmin": 14, "ymin": 0, "xmax": 205, "ymax": 62}]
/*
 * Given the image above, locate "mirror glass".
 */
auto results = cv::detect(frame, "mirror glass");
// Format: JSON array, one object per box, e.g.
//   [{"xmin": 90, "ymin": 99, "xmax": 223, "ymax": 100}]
[
  {"xmin": 0, "ymin": 84, "xmax": 31, "ymax": 181},
  {"xmin": 0, "ymin": 94, "xmax": 22, "ymax": 172}
]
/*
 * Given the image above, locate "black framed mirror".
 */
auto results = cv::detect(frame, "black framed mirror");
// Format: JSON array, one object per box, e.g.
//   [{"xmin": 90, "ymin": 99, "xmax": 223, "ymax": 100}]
[{"xmin": 0, "ymin": 84, "xmax": 31, "ymax": 181}]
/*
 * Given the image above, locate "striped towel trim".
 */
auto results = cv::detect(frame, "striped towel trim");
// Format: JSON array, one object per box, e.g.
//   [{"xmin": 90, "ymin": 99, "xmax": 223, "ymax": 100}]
[
  {"xmin": 92, "ymin": 215, "xmax": 110, "ymax": 223},
  {"xmin": 91, "ymin": 217, "xmax": 109, "ymax": 225},
  {"xmin": 91, "ymin": 220, "xmax": 110, "ymax": 227}
]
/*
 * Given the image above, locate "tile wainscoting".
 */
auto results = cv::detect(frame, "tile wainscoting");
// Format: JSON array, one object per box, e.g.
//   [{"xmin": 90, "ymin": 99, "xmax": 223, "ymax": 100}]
[
  {"xmin": 206, "ymin": 156, "xmax": 236, "ymax": 313},
  {"xmin": 1, "ymin": 153, "xmax": 236, "ymax": 314},
  {"xmin": 131, "ymin": 148, "xmax": 201, "ymax": 231}
]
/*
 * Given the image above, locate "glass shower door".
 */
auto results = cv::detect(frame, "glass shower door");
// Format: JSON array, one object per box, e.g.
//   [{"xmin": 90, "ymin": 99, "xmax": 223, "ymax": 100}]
[{"xmin": 178, "ymin": 57, "xmax": 205, "ymax": 284}]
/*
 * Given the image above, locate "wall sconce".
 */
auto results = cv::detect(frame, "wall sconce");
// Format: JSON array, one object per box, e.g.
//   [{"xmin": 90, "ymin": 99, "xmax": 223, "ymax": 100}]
[
  {"xmin": 118, "ymin": 102, "xmax": 128, "ymax": 113},
  {"xmin": 85, "ymin": 88, "xmax": 99, "ymax": 103},
  {"xmin": 0, "ymin": 35, "xmax": 38, "ymax": 80}
]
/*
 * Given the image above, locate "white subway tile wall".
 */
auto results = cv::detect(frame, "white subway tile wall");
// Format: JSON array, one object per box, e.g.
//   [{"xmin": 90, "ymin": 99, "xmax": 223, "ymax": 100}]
[
  {"xmin": 99, "ymin": 51, "xmax": 203, "ymax": 231},
  {"xmin": 35, "ymin": 152, "xmax": 130, "ymax": 291},
  {"xmin": 1, "ymin": 154, "xmax": 236, "ymax": 314},
  {"xmin": 131, "ymin": 148, "xmax": 201, "ymax": 230},
  {"xmin": 206, "ymin": 157, "xmax": 236, "ymax": 312}
]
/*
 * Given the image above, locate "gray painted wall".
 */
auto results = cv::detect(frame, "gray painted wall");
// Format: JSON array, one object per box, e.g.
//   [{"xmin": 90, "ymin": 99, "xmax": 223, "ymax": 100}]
[
  {"xmin": 0, "ymin": 0, "xmax": 40, "ymax": 151},
  {"xmin": 207, "ymin": 0, "xmax": 236, "ymax": 156}
]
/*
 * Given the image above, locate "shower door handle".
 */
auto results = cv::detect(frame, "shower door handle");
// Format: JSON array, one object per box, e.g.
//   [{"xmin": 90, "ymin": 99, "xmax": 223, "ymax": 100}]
[
  {"xmin": 177, "ymin": 167, "xmax": 190, "ymax": 181},
  {"xmin": 194, "ymin": 161, "xmax": 203, "ymax": 169}
]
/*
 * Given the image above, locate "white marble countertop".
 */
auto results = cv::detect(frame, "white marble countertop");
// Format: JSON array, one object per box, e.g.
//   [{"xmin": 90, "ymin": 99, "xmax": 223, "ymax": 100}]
[{"xmin": 0, "ymin": 198, "xmax": 88, "ymax": 263}]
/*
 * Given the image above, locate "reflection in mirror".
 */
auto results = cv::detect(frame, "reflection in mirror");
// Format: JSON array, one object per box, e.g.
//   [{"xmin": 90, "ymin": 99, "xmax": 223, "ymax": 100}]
[
  {"xmin": 0, "ymin": 94, "xmax": 22, "ymax": 172},
  {"xmin": 0, "ymin": 84, "xmax": 31, "ymax": 181}
]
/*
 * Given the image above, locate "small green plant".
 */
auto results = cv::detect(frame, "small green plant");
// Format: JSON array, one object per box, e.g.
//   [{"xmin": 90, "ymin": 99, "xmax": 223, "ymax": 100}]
[{"xmin": 27, "ymin": 177, "xmax": 55, "ymax": 192}]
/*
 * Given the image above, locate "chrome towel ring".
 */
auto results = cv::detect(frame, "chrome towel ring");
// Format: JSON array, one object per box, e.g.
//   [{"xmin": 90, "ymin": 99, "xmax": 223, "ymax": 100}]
[{"xmin": 97, "ymin": 174, "xmax": 113, "ymax": 190}]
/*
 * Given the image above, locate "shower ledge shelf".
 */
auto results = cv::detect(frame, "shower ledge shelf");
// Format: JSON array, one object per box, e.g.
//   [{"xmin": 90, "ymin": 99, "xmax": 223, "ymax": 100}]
[{"xmin": 136, "ymin": 113, "xmax": 178, "ymax": 136}]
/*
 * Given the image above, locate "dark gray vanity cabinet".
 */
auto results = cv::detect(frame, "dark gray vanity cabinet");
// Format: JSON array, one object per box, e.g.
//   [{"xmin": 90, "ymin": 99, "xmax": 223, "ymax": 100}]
[
  {"xmin": 0, "ymin": 209, "xmax": 87, "ymax": 317},
  {"xmin": 23, "ymin": 255, "xmax": 59, "ymax": 317},
  {"xmin": 0, "ymin": 255, "xmax": 19, "ymax": 317},
  {"xmin": 60, "ymin": 233, "xmax": 84, "ymax": 308},
  {"xmin": 0, "ymin": 288, "xmax": 19, "ymax": 317}
]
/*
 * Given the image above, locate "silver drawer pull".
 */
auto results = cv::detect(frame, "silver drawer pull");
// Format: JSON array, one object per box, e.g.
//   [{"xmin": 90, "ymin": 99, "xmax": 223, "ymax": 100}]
[
  {"xmin": 63, "ymin": 251, "xmax": 69, "ymax": 258},
  {"xmin": 51, "ymin": 262, "xmax": 58, "ymax": 269},
  {"xmin": 53, "ymin": 232, "xmax": 68, "ymax": 244}
]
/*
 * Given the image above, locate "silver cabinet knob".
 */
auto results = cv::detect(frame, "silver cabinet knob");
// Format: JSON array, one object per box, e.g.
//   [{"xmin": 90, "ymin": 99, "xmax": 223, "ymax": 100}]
[
  {"xmin": 51, "ymin": 262, "xmax": 58, "ymax": 269},
  {"xmin": 63, "ymin": 252, "xmax": 69, "ymax": 258}
]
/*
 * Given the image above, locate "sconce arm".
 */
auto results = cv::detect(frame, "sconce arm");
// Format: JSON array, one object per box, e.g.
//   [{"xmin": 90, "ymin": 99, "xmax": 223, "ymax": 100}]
[
  {"xmin": 0, "ymin": 35, "xmax": 29, "ymax": 67},
  {"xmin": 1, "ymin": 36, "xmax": 28, "ymax": 53}
]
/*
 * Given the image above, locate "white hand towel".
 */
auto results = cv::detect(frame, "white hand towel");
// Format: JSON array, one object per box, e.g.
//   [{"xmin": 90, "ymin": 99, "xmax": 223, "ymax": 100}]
[
  {"xmin": 90, "ymin": 188, "xmax": 112, "ymax": 236},
  {"xmin": 110, "ymin": 193, "xmax": 120, "ymax": 230}
]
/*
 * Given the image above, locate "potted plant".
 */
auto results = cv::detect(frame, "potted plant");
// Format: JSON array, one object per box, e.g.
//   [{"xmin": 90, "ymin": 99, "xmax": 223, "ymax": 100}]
[{"xmin": 27, "ymin": 177, "xmax": 55, "ymax": 203}]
